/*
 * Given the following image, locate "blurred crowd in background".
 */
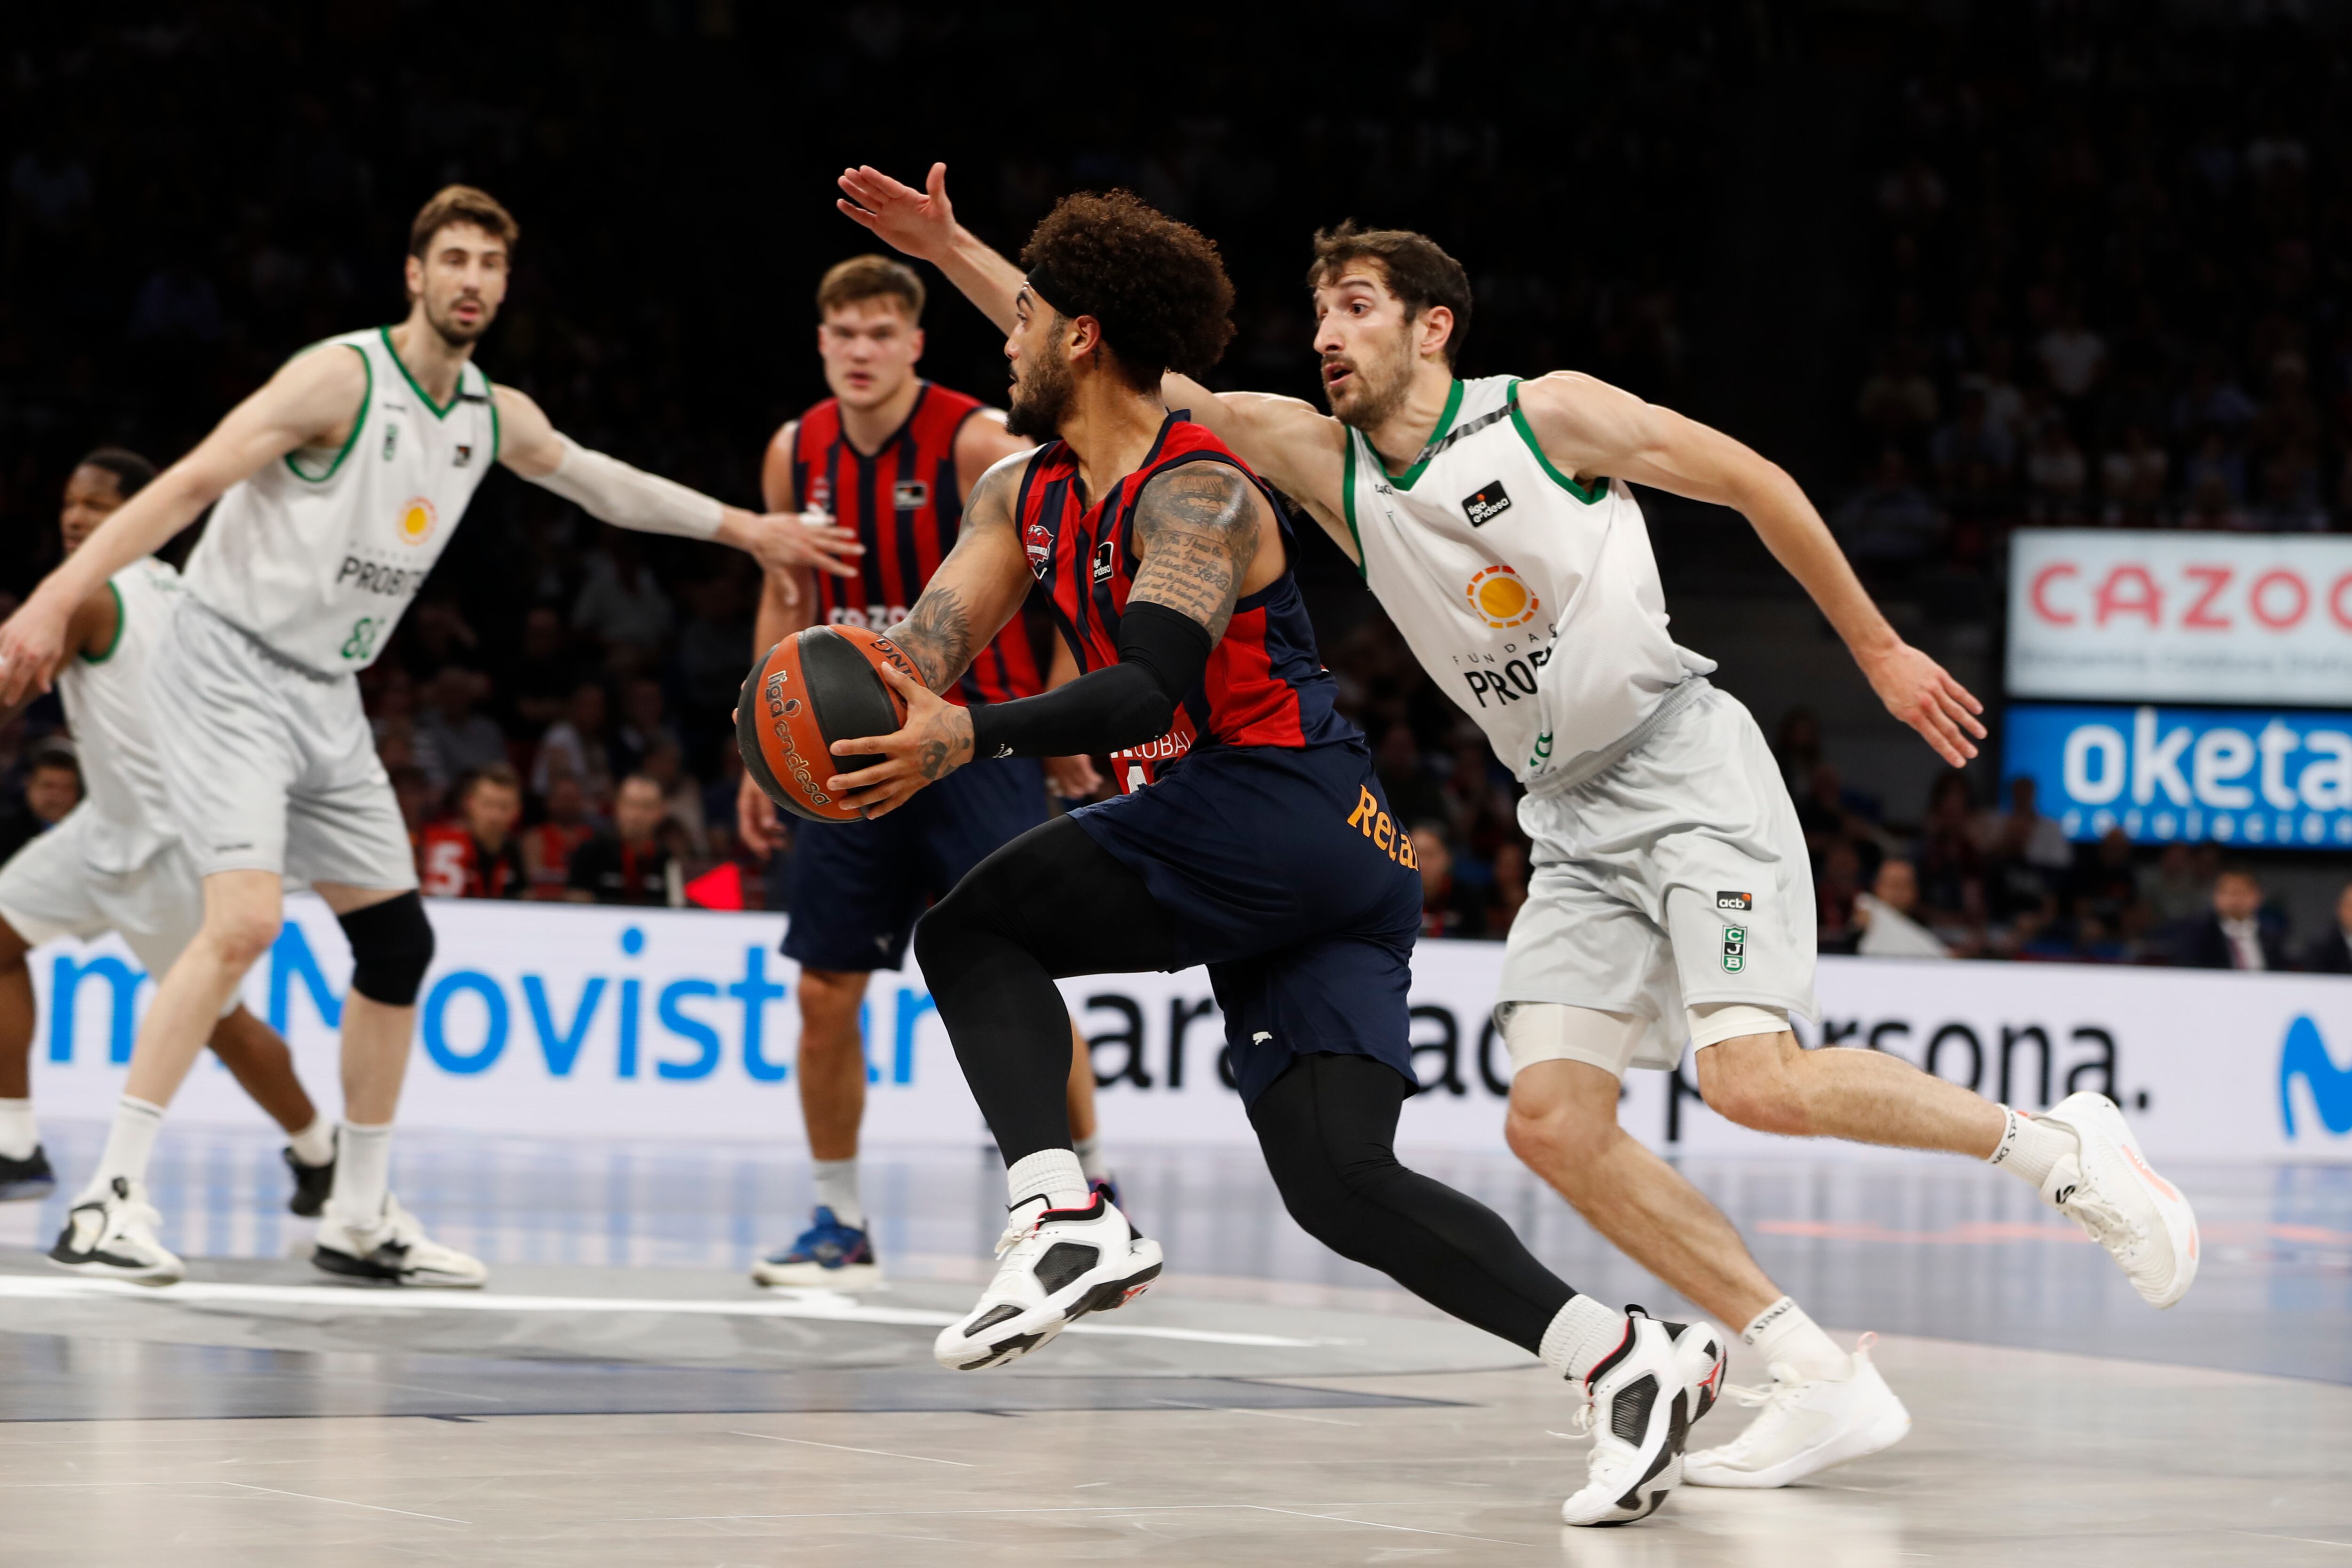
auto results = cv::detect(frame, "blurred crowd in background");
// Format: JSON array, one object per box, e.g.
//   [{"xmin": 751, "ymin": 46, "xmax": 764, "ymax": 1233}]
[{"xmin": 3, "ymin": 4, "xmax": 2349, "ymax": 967}]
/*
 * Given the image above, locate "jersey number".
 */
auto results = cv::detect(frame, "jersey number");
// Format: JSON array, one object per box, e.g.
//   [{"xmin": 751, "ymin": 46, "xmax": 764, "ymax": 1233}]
[{"xmin": 341, "ymin": 617, "xmax": 380, "ymax": 661}]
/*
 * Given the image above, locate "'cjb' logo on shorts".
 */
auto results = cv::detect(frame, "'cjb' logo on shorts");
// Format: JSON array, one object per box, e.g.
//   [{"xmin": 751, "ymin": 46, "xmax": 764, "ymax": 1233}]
[{"xmin": 1720, "ymin": 925, "xmax": 1747, "ymax": 973}]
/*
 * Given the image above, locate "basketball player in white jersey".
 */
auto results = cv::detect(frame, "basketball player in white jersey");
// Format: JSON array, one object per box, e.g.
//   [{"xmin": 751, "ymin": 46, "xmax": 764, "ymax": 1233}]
[
  {"xmin": 0, "ymin": 451, "xmax": 338, "ymax": 1239},
  {"xmin": 838, "ymin": 166, "xmax": 2199, "ymax": 1503},
  {"xmin": 0, "ymin": 185, "xmax": 861, "ymax": 1288}
]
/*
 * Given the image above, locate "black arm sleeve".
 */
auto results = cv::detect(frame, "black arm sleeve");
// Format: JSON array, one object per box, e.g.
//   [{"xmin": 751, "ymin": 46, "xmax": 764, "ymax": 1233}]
[{"xmin": 966, "ymin": 602, "xmax": 1213, "ymax": 760}]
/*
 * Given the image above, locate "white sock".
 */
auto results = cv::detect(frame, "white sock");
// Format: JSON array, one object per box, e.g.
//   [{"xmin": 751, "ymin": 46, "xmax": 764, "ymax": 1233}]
[
  {"xmin": 0, "ymin": 1098, "xmax": 36, "ymax": 1160},
  {"xmin": 1073, "ymin": 1132, "xmax": 1110, "ymax": 1184},
  {"xmin": 1005, "ymin": 1148, "xmax": 1089, "ymax": 1215},
  {"xmin": 1987, "ymin": 1106, "xmax": 2076, "ymax": 1189},
  {"xmin": 332, "ymin": 1122, "xmax": 393, "ymax": 1220},
  {"xmin": 81, "ymin": 1095, "xmax": 166, "ymax": 1198},
  {"xmin": 286, "ymin": 1117, "xmax": 335, "ymax": 1169},
  {"xmin": 1743, "ymin": 1296, "xmax": 1851, "ymax": 1381},
  {"xmin": 811, "ymin": 1157, "xmax": 864, "ymax": 1228},
  {"xmin": 1539, "ymin": 1294, "xmax": 1629, "ymax": 1384}
]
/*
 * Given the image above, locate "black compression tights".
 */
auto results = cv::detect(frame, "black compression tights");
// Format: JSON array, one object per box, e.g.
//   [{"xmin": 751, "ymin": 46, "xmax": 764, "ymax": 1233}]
[{"xmin": 914, "ymin": 817, "xmax": 1577, "ymax": 1357}]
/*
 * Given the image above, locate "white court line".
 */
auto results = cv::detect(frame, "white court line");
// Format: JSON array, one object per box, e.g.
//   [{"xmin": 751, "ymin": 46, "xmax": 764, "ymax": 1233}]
[
  {"xmin": 215, "ymin": 1480, "xmax": 470, "ymax": 1525},
  {"xmin": 0, "ymin": 1274, "xmax": 1328, "ymax": 1349},
  {"xmin": 728, "ymin": 1431, "xmax": 975, "ymax": 1467}
]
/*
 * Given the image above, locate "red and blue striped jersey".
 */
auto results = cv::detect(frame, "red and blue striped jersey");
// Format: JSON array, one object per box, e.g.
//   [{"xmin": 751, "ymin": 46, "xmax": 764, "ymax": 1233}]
[
  {"xmin": 792, "ymin": 381, "xmax": 1050, "ymax": 705},
  {"xmin": 1013, "ymin": 413, "xmax": 1353, "ymax": 791}
]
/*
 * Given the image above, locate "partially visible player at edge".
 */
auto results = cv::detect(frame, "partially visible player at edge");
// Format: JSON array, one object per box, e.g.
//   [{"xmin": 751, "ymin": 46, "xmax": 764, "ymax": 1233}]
[
  {"xmin": 738, "ymin": 255, "xmax": 1112, "ymax": 1287},
  {"xmin": 0, "ymin": 185, "xmax": 862, "ymax": 1289},
  {"xmin": 0, "ymin": 450, "xmax": 336, "ymax": 1227},
  {"xmin": 842, "ymin": 162, "xmax": 2201, "ymax": 1493},
  {"xmin": 815, "ymin": 183, "xmax": 1714, "ymax": 1528}
]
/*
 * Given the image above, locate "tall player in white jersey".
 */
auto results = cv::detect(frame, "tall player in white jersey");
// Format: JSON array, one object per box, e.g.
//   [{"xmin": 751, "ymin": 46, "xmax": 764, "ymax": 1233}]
[
  {"xmin": 0, "ymin": 186, "xmax": 861, "ymax": 1288},
  {"xmin": 839, "ymin": 166, "xmax": 2201, "ymax": 1506},
  {"xmin": 0, "ymin": 451, "xmax": 338, "ymax": 1236}
]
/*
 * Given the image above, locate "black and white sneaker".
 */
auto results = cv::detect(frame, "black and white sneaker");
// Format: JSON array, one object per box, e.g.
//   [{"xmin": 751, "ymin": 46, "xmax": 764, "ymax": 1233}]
[
  {"xmin": 47, "ymin": 1176, "xmax": 183, "ymax": 1284},
  {"xmin": 1560, "ymin": 1307, "xmax": 1692, "ymax": 1527},
  {"xmin": 0, "ymin": 1143, "xmax": 56, "ymax": 1202},
  {"xmin": 312, "ymin": 1195, "xmax": 486, "ymax": 1288},
  {"xmin": 932, "ymin": 1190, "xmax": 1161, "ymax": 1370},
  {"xmin": 1669, "ymin": 1316, "xmax": 1729, "ymax": 1425},
  {"xmin": 282, "ymin": 1146, "xmax": 335, "ymax": 1219}
]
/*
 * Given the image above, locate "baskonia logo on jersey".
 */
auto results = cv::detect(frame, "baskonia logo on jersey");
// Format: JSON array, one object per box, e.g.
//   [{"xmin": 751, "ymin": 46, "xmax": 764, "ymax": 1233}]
[
  {"xmin": 1025, "ymin": 521, "xmax": 1052, "ymax": 578},
  {"xmin": 395, "ymin": 497, "xmax": 438, "ymax": 547},
  {"xmin": 1464, "ymin": 564, "xmax": 1539, "ymax": 629},
  {"xmin": 892, "ymin": 480, "xmax": 930, "ymax": 509},
  {"xmin": 1463, "ymin": 480, "xmax": 1513, "ymax": 527}
]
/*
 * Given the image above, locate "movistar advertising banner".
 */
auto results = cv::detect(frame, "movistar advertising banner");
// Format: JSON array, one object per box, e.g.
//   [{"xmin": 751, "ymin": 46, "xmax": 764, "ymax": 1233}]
[
  {"xmin": 23, "ymin": 898, "xmax": 2352, "ymax": 1163},
  {"xmin": 2004, "ymin": 701, "xmax": 2352, "ymax": 847}
]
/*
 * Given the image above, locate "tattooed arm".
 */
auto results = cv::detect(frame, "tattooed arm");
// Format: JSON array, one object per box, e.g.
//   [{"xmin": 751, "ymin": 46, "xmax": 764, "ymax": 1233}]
[
  {"xmin": 828, "ymin": 461, "xmax": 1269, "ymax": 818},
  {"xmin": 880, "ymin": 453, "xmax": 1036, "ymax": 692}
]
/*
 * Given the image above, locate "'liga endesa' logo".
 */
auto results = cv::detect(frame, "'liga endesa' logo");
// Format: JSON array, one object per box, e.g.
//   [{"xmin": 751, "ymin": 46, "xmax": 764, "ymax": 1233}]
[{"xmin": 762, "ymin": 670, "xmax": 828, "ymax": 807}]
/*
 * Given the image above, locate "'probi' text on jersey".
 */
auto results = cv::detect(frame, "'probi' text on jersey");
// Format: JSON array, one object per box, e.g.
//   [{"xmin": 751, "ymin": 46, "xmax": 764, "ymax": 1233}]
[
  {"xmin": 183, "ymin": 326, "xmax": 496, "ymax": 673},
  {"xmin": 1341, "ymin": 375, "xmax": 1713, "ymax": 784}
]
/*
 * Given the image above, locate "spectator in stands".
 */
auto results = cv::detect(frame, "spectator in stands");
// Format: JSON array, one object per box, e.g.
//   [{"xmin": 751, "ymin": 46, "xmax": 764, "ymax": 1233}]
[
  {"xmin": 566, "ymin": 772, "xmax": 682, "ymax": 907},
  {"xmin": 1817, "ymin": 840, "xmax": 1865, "ymax": 952},
  {"xmin": 572, "ymin": 531, "xmax": 673, "ymax": 670},
  {"xmin": 533, "ymin": 681, "xmax": 615, "ymax": 806},
  {"xmin": 1409, "ymin": 824, "xmax": 1488, "ymax": 940},
  {"xmin": 414, "ymin": 667, "xmax": 508, "ymax": 792},
  {"xmin": 1930, "ymin": 385, "xmax": 2017, "ymax": 490},
  {"xmin": 1915, "ymin": 773, "xmax": 1985, "ymax": 924},
  {"xmin": 2036, "ymin": 298, "xmax": 2106, "ymax": 403},
  {"xmin": 1772, "ymin": 707, "xmax": 1824, "ymax": 798},
  {"xmin": 2302, "ymin": 882, "xmax": 2352, "ymax": 974},
  {"xmin": 524, "ymin": 770, "xmax": 597, "ymax": 901},
  {"xmin": 2099, "ymin": 424, "xmax": 2169, "ymax": 525},
  {"xmin": 1376, "ymin": 725, "xmax": 1449, "ymax": 831},
  {"xmin": 1855, "ymin": 858, "xmax": 1951, "ymax": 958},
  {"xmin": 1834, "ymin": 448, "xmax": 1944, "ymax": 566},
  {"xmin": 613, "ymin": 676, "xmax": 681, "ymax": 781},
  {"xmin": 388, "ymin": 763, "xmax": 436, "ymax": 860},
  {"xmin": 1489, "ymin": 839, "xmax": 1529, "ymax": 937},
  {"xmin": 505, "ymin": 606, "xmax": 574, "ymax": 737},
  {"xmin": 0, "ymin": 744, "xmax": 80, "ymax": 863},
  {"xmin": 640, "ymin": 739, "xmax": 707, "ymax": 860},
  {"xmin": 2023, "ymin": 419, "xmax": 2089, "ymax": 523},
  {"xmin": 2139, "ymin": 842, "xmax": 2211, "ymax": 927},
  {"xmin": 2070, "ymin": 827, "xmax": 2148, "ymax": 953},
  {"xmin": 2181, "ymin": 866, "xmax": 2290, "ymax": 970},
  {"xmin": 418, "ymin": 764, "xmax": 527, "ymax": 899}
]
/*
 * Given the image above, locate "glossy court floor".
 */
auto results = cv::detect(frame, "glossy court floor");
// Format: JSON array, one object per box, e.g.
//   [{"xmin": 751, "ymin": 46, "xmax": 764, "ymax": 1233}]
[{"xmin": 1, "ymin": 1125, "xmax": 2347, "ymax": 1566}]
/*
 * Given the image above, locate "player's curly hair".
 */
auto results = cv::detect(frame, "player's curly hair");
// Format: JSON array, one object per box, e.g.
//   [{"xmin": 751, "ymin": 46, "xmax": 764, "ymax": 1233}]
[{"xmin": 1018, "ymin": 191, "xmax": 1235, "ymax": 388}]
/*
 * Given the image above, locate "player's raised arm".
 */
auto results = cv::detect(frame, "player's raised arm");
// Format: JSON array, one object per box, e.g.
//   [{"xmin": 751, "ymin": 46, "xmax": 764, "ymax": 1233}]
[
  {"xmin": 492, "ymin": 383, "xmax": 862, "ymax": 594},
  {"xmin": 1512, "ymin": 371, "xmax": 1986, "ymax": 768},
  {"xmin": 0, "ymin": 346, "xmax": 366, "ymax": 704},
  {"xmin": 837, "ymin": 163, "xmax": 1025, "ymax": 336},
  {"xmin": 1159, "ymin": 374, "xmax": 1357, "ymax": 564}
]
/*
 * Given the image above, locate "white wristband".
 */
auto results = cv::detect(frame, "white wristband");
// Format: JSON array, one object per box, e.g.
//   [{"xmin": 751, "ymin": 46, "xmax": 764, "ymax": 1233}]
[{"xmin": 527, "ymin": 433, "xmax": 725, "ymax": 541}]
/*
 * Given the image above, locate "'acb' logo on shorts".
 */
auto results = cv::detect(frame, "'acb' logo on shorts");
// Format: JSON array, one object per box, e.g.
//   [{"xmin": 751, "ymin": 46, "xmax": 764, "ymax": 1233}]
[{"xmin": 1720, "ymin": 925, "xmax": 1747, "ymax": 973}]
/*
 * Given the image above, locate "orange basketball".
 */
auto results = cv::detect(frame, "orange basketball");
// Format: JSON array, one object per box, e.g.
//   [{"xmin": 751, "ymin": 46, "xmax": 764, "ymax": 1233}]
[{"xmin": 736, "ymin": 626, "xmax": 919, "ymax": 822}]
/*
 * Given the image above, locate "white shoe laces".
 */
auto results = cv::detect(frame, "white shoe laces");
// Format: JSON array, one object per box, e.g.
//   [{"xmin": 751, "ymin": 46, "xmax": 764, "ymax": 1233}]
[{"xmin": 2064, "ymin": 1183, "xmax": 2149, "ymax": 1256}]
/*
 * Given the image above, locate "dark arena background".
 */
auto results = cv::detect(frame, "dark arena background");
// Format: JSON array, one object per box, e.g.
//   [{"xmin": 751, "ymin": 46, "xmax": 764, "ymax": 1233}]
[{"xmin": 0, "ymin": 5, "xmax": 2346, "ymax": 1564}]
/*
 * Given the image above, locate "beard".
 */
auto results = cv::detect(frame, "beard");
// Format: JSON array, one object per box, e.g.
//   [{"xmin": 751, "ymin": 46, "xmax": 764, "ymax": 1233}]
[
  {"xmin": 424, "ymin": 293, "xmax": 492, "ymax": 349},
  {"xmin": 1324, "ymin": 335, "xmax": 1416, "ymax": 431},
  {"xmin": 1005, "ymin": 342, "xmax": 1075, "ymax": 439}
]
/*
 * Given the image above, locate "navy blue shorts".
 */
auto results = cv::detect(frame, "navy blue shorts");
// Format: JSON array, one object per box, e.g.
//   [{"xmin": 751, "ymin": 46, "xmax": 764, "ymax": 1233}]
[
  {"xmin": 785, "ymin": 756, "xmax": 1049, "ymax": 972},
  {"xmin": 1070, "ymin": 739, "xmax": 1423, "ymax": 1104}
]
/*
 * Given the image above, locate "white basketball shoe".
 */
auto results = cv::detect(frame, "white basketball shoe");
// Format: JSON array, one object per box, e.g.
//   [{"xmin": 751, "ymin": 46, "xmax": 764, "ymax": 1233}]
[
  {"xmin": 1685, "ymin": 1334, "xmax": 1911, "ymax": 1488},
  {"xmin": 933, "ymin": 1190, "xmax": 1161, "ymax": 1370},
  {"xmin": 312, "ymin": 1194, "xmax": 487, "ymax": 1288},
  {"xmin": 1669, "ymin": 1317, "xmax": 1729, "ymax": 1425},
  {"xmin": 1560, "ymin": 1308, "xmax": 1694, "ymax": 1527},
  {"xmin": 2035, "ymin": 1092, "xmax": 2199, "ymax": 1308},
  {"xmin": 47, "ymin": 1176, "xmax": 183, "ymax": 1285}
]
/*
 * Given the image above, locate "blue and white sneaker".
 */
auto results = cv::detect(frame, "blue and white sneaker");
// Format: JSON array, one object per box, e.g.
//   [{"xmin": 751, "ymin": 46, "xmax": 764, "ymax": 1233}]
[{"xmin": 753, "ymin": 1205, "xmax": 882, "ymax": 1289}]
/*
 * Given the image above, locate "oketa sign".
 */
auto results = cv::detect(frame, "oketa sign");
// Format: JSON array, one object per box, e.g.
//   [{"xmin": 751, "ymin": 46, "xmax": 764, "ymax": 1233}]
[
  {"xmin": 2008, "ymin": 529, "xmax": 2352, "ymax": 705},
  {"xmin": 2004, "ymin": 702, "xmax": 2352, "ymax": 847},
  {"xmin": 24, "ymin": 898, "xmax": 2352, "ymax": 1163}
]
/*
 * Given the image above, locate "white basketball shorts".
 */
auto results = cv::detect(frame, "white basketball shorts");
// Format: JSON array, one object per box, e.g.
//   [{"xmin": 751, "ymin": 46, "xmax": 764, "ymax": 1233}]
[
  {"xmin": 1497, "ymin": 679, "xmax": 1818, "ymax": 1076},
  {"xmin": 151, "ymin": 601, "xmax": 418, "ymax": 891},
  {"xmin": 0, "ymin": 805, "xmax": 225, "ymax": 998}
]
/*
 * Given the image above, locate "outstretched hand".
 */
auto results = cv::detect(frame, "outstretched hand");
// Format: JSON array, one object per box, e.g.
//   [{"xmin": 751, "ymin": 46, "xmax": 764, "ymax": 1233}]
[
  {"xmin": 837, "ymin": 162, "xmax": 958, "ymax": 261},
  {"xmin": 1859, "ymin": 640, "xmax": 1985, "ymax": 767},
  {"xmin": 826, "ymin": 660, "xmax": 975, "ymax": 819},
  {"xmin": 0, "ymin": 596, "xmax": 69, "ymax": 706},
  {"xmin": 721, "ymin": 507, "xmax": 862, "ymax": 605}
]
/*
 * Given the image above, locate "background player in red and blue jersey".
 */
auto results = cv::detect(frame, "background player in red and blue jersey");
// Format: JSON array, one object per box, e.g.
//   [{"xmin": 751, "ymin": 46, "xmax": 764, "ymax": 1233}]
[
  {"xmin": 818, "ymin": 176, "xmax": 1702, "ymax": 1523},
  {"xmin": 739, "ymin": 256, "xmax": 1111, "ymax": 1289}
]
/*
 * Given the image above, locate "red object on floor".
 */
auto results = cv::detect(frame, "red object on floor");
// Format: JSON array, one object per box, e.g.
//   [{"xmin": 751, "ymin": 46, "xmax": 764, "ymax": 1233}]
[{"xmin": 684, "ymin": 861, "xmax": 745, "ymax": 911}]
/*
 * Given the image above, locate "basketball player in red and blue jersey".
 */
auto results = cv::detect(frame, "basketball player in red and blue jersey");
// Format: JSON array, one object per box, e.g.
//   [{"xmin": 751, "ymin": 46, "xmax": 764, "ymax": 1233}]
[
  {"xmin": 820, "ymin": 184, "xmax": 1703, "ymax": 1524},
  {"xmin": 740, "ymin": 256, "xmax": 1111, "ymax": 1289}
]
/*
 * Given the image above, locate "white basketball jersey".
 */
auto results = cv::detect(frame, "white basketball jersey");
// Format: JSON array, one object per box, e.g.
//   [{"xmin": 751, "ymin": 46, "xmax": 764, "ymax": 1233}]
[
  {"xmin": 55, "ymin": 558, "xmax": 186, "ymax": 873},
  {"xmin": 183, "ymin": 326, "xmax": 497, "ymax": 673},
  {"xmin": 1342, "ymin": 374, "xmax": 1712, "ymax": 784}
]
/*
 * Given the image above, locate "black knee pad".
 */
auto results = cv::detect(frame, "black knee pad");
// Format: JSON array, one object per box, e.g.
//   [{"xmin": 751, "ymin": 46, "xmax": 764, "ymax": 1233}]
[{"xmin": 338, "ymin": 891, "xmax": 436, "ymax": 1006}]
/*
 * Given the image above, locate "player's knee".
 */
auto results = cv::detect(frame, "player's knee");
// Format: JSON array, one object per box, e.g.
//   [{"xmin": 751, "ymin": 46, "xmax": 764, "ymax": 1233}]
[
  {"xmin": 1504, "ymin": 1096, "xmax": 1615, "ymax": 1180},
  {"xmin": 338, "ymin": 891, "xmax": 435, "ymax": 1007},
  {"xmin": 795, "ymin": 968, "xmax": 868, "ymax": 1038},
  {"xmin": 913, "ymin": 872, "xmax": 1015, "ymax": 993},
  {"xmin": 205, "ymin": 906, "xmax": 283, "ymax": 971},
  {"xmin": 1697, "ymin": 1051, "xmax": 1810, "ymax": 1137}
]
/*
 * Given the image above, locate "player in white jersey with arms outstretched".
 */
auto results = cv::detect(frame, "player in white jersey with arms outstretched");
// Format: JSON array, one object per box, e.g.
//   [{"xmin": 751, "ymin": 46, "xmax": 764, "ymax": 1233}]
[
  {"xmin": 837, "ymin": 165, "xmax": 2200, "ymax": 1516},
  {"xmin": 0, "ymin": 185, "xmax": 860, "ymax": 1288},
  {"xmin": 0, "ymin": 450, "xmax": 339, "ymax": 1235}
]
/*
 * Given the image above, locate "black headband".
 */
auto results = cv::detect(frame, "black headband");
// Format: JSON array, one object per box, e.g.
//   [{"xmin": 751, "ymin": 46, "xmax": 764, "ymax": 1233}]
[{"xmin": 1024, "ymin": 261, "xmax": 1112, "ymax": 338}]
